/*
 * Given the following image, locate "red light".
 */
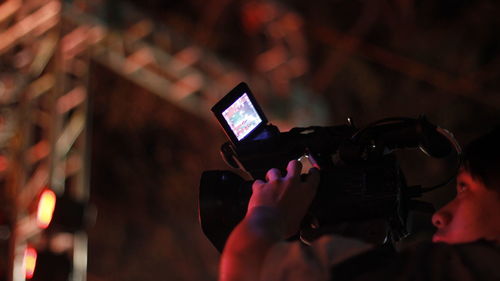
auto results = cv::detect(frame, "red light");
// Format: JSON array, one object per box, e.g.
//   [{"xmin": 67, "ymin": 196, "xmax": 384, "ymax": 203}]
[
  {"xmin": 24, "ymin": 246, "xmax": 37, "ymax": 279},
  {"xmin": 36, "ymin": 189, "xmax": 56, "ymax": 229},
  {"xmin": 0, "ymin": 155, "xmax": 8, "ymax": 172}
]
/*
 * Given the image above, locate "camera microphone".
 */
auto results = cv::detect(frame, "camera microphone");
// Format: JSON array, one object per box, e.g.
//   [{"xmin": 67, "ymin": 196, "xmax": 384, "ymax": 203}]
[{"xmin": 346, "ymin": 116, "xmax": 455, "ymax": 160}]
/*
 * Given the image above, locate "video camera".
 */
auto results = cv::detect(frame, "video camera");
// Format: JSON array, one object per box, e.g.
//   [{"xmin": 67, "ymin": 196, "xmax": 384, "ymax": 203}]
[{"xmin": 199, "ymin": 82, "xmax": 461, "ymax": 252}]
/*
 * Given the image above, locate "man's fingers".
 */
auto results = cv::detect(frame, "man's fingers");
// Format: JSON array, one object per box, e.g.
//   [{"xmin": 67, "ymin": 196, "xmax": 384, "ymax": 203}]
[
  {"xmin": 266, "ymin": 168, "xmax": 282, "ymax": 182},
  {"xmin": 285, "ymin": 160, "xmax": 302, "ymax": 180}
]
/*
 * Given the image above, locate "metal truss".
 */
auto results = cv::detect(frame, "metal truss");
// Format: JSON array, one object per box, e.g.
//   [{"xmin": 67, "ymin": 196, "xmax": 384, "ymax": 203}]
[
  {"xmin": 0, "ymin": 0, "xmax": 310, "ymax": 279},
  {"xmin": 0, "ymin": 0, "xmax": 90, "ymax": 280}
]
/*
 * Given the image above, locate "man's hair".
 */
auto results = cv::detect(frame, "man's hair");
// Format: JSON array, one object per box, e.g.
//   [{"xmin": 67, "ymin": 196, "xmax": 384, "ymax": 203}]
[{"xmin": 462, "ymin": 126, "xmax": 500, "ymax": 191}]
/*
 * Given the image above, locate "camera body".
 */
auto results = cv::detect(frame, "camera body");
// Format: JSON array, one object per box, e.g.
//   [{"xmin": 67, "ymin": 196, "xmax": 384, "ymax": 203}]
[{"xmin": 200, "ymin": 82, "xmax": 456, "ymax": 252}]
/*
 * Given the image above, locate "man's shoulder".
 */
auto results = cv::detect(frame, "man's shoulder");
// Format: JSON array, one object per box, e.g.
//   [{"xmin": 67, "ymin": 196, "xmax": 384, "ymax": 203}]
[
  {"xmin": 331, "ymin": 240, "xmax": 500, "ymax": 281},
  {"xmin": 405, "ymin": 239, "xmax": 500, "ymax": 261}
]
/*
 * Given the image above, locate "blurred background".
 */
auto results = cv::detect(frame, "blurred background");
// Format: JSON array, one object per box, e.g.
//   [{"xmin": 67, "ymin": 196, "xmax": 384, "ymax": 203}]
[{"xmin": 0, "ymin": 0, "xmax": 499, "ymax": 280}]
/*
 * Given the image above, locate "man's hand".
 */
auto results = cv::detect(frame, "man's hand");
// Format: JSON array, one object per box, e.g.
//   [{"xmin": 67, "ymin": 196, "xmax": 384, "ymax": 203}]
[
  {"xmin": 248, "ymin": 160, "xmax": 320, "ymax": 238},
  {"xmin": 219, "ymin": 160, "xmax": 320, "ymax": 281}
]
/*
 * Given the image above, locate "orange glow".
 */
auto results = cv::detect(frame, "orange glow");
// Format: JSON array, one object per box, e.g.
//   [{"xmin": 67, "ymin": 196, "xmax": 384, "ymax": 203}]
[
  {"xmin": 36, "ymin": 189, "xmax": 56, "ymax": 229},
  {"xmin": 26, "ymin": 141, "xmax": 50, "ymax": 164},
  {"xmin": 0, "ymin": 155, "xmax": 8, "ymax": 172},
  {"xmin": 57, "ymin": 86, "xmax": 87, "ymax": 114},
  {"xmin": 24, "ymin": 246, "xmax": 37, "ymax": 279},
  {"xmin": 0, "ymin": 1, "xmax": 61, "ymax": 54}
]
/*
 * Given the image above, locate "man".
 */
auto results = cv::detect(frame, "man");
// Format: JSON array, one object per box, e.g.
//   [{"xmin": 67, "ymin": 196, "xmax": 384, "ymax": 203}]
[{"xmin": 219, "ymin": 127, "xmax": 500, "ymax": 281}]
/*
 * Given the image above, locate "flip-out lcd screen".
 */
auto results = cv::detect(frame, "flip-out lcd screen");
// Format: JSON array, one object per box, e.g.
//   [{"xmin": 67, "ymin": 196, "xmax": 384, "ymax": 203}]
[
  {"xmin": 222, "ymin": 93, "xmax": 263, "ymax": 141},
  {"xmin": 211, "ymin": 82, "xmax": 269, "ymax": 145}
]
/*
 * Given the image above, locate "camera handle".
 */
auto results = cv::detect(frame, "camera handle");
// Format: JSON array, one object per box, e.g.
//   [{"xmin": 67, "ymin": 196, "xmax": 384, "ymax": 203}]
[{"xmin": 220, "ymin": 142, "xmax": 240, "ymax": 169}]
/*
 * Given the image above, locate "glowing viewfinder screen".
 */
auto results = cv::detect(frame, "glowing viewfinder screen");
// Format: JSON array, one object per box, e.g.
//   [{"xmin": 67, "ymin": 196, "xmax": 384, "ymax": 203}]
[{"xmin": 222, "ymin": 93, "xmax": 263, "ymax": 141}]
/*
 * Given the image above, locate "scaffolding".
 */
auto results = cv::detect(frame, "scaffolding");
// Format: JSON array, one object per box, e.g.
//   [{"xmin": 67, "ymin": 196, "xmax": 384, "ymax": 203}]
[
  {"xmin": 0, "ymin": 1, "xmax": 91, "ymax": 280},
  {"xmin": 0, "ymin": 0, "xmax": 323, "ymax": 279}
]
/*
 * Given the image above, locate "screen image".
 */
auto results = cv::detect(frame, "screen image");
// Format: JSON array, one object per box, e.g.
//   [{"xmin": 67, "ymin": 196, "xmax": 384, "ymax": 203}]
[{"xmin": 222, "ymin": 93, "xmax": 263, "ymax": 141}]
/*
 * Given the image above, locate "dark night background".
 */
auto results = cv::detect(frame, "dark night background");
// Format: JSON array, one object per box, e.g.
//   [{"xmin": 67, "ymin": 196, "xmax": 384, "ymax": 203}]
[{"xmin": 84, "ymin": 1, "xmax": 500, "ymax": 280}]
